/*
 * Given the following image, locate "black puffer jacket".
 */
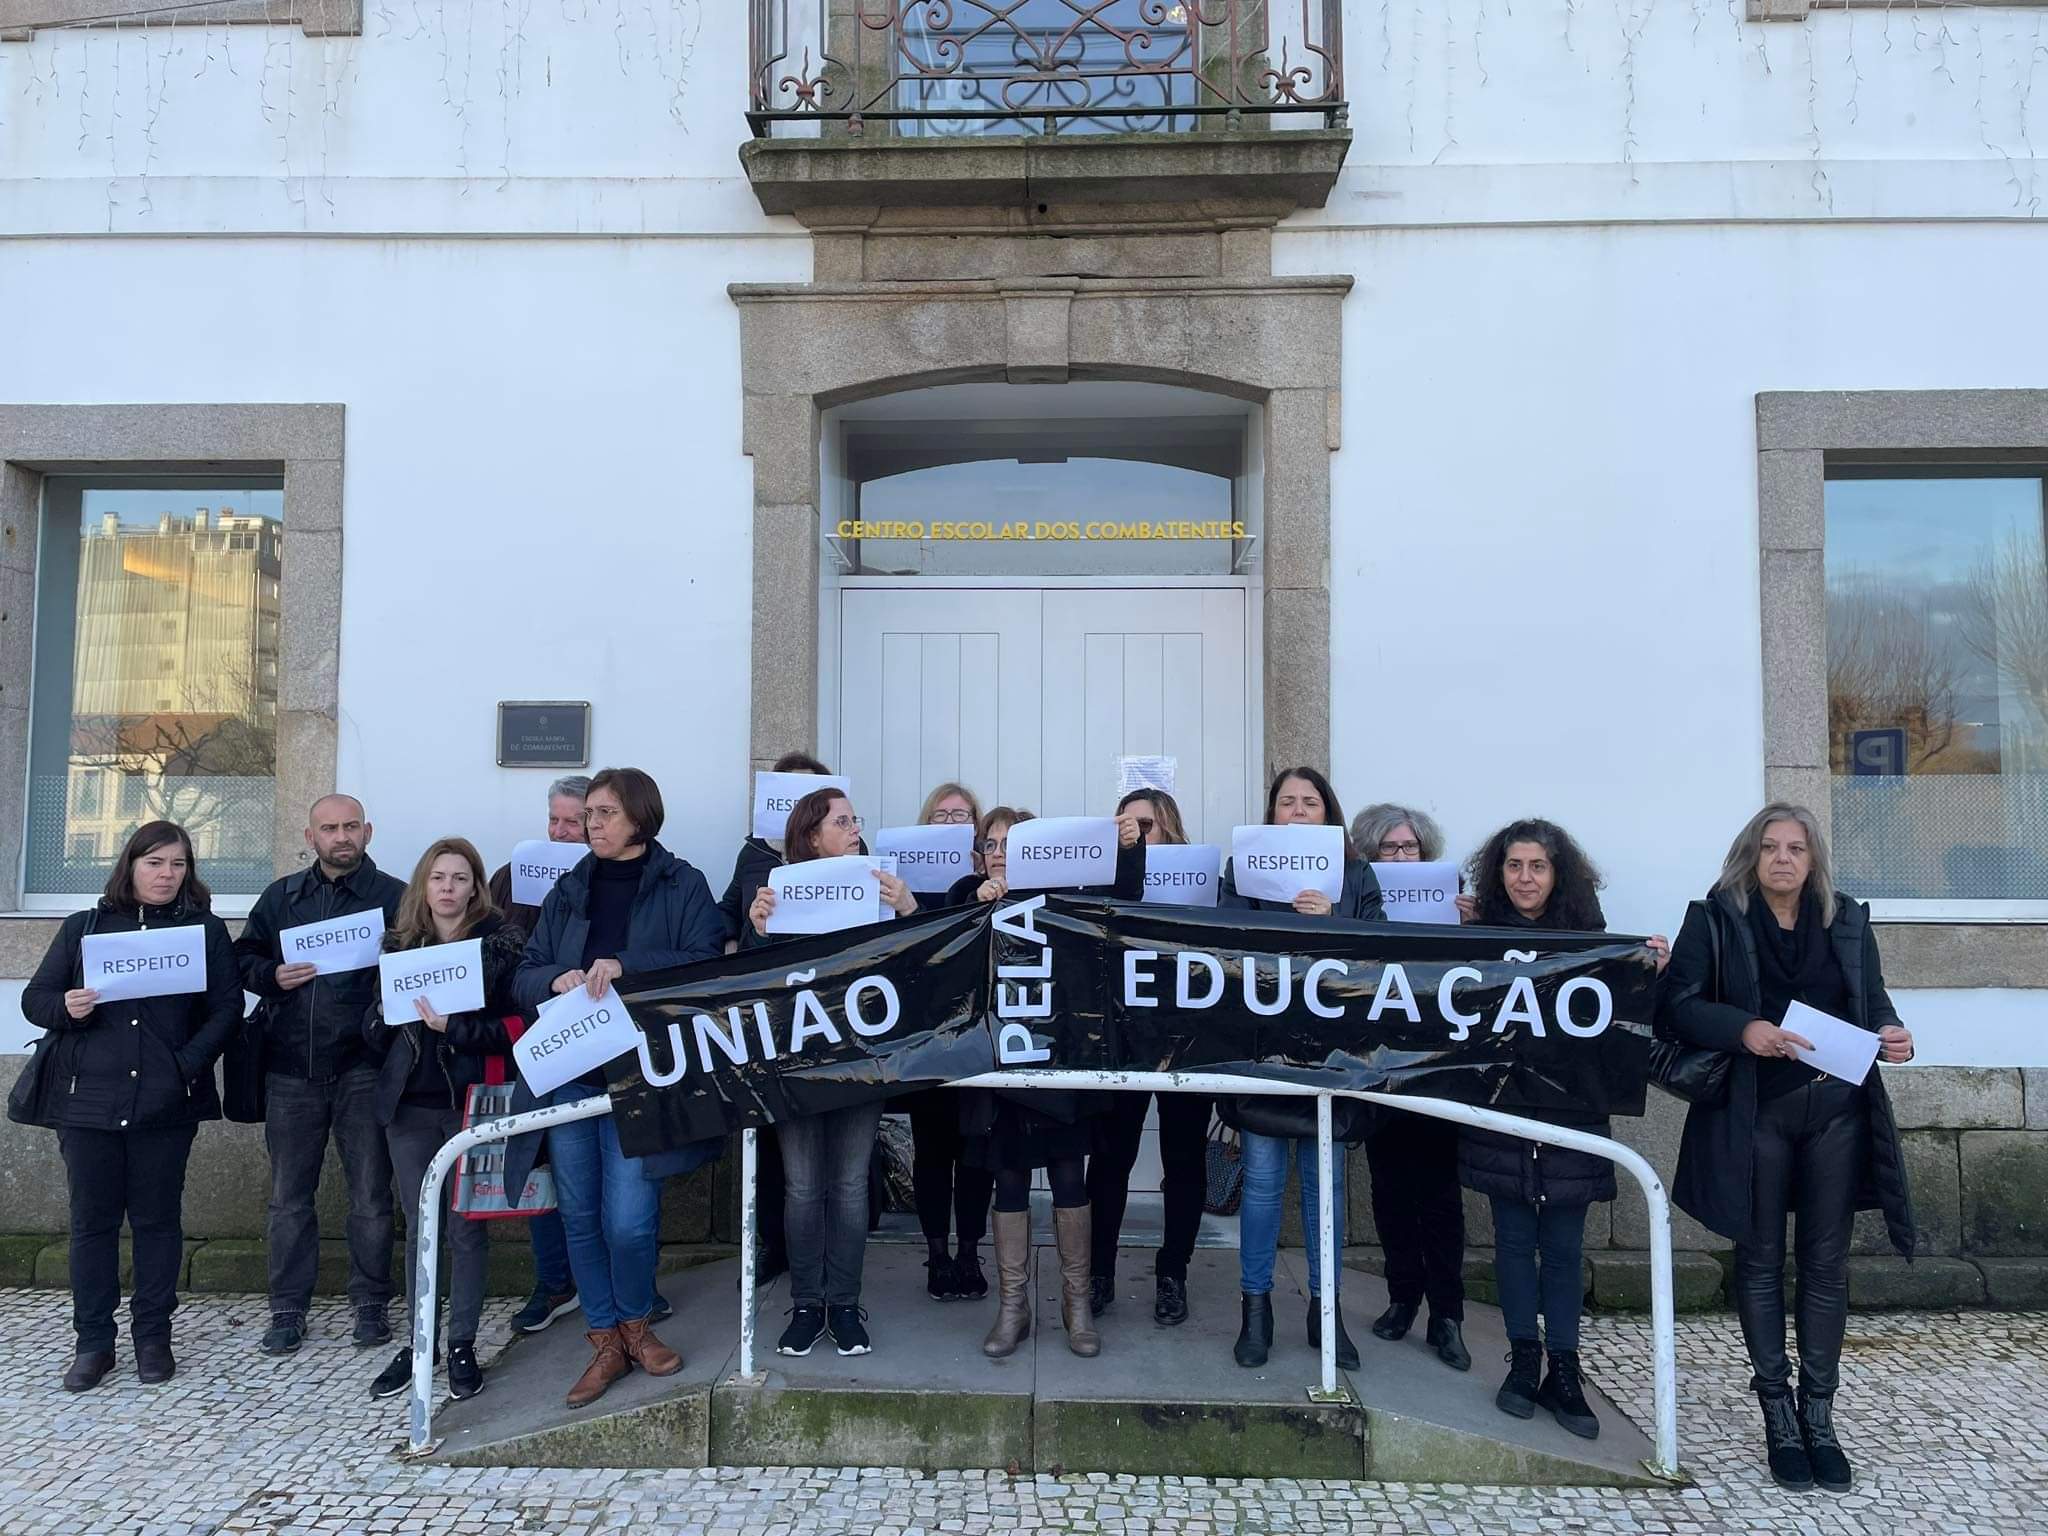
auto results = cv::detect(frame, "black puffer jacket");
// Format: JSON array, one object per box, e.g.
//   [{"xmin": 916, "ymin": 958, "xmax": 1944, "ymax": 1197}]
[
  {"xmin": 1455, "ymin": 906, "xmax": 1618, "ymax": 1207},
  {"xmin": 1215, "ymin": 856, "xmax": 1386, "ymax": 1144},
  {"xmin": 718, "ymin": 837, "xmax": 784, "ymax": 945},
  {"xmin": 234, "ymin": 858, "xmax": 406, "ymax": 1081},
  {"xmin": 20, "ymin": 895, "xmax": 241, "ymax": 1130},
  {"xmin": 364, "ymin": 914, "xmax": 528, "ymax": 1124},
  {"xmin": 1657, "ymin": 886, "xmax": 1914, "ymax": 1254}
]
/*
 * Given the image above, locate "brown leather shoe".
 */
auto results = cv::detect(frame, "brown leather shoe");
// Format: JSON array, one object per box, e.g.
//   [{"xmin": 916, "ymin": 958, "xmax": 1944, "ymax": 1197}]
[
  {"xmin": 617, "ymin": 1316, "xmax": 683, "ymax": 1378},
  {"xmin": 565, "ymin": 1328, "xmax": 628, "ymax": 1409}
]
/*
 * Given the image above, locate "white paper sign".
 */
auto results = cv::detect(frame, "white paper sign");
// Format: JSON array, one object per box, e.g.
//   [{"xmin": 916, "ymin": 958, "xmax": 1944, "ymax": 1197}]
[
  {"xmin": 1230, "ymin": 824, "xmax": 1345, "ymax": 904},
  {"xmin": 509, "ymin": 839, "xmax": 585, "ymax": 907},
  {"xmin": 81, "ymin": 925, "xmax": 208, "ymax": 1003},
  {"xmin": 513, "ymin": 986, "xmax": 643, "ymax": 1098},
  {"xmin": 752, "ymin": 771, "xmax": 852, "ymax": 842},
  {"xmin": 279, "ymin": 909, "xmax": 387, "ymax": 975},
  {"xmin": 377, "ymin": 938, "xmax": 485, "ymax": 1025},
  {"xmin": 1116, "ymin": 755, "xmax": 1178, "ymax": 797},
  {"xmin": 1141, "ymin": 843, "xmax": 1223, "ymax": 907},
  {"xmin": 768, "ymin": 854, "xmax": 884, "ymax": 936},
  {"xmin": 1371, "ymin": 860, "xmax": 1461, "ymax": 925},
  {"xmin": 875, "ymin": 855, "xmax": 900, "ymax": 922},
  {"xmin": 1783, "ymin": 1000, "xmax": 1882, "ymax": 1086},
  {"xmin": 871, "ymin": 823, "xmax": 974, "ymax": 893},
  {"xmin": 1007, "ymin": 816, "xmax": 1119, "ymax": 890}
]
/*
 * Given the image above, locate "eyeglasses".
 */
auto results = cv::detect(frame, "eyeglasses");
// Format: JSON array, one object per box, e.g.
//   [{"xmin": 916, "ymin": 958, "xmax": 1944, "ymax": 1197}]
[
  {"xmin": 828, "ymin": 814, "xmax": 865, "ymax": 833},
  {"xmin": 979, "ymin": 837, "xmax": 1008, "ymax": 856},
  {"xmin": 584, "ymin": 805, "xmax": 623, "ymax": 824},
  {"xmin": 930, "ymin": 809, "xmax": 974, "ymax": 824},
  {"xmin": 1377, "ymin": 839, "xmax": 1423, "ymax": 858},
  {"xmin": 1134, "ymin": 817, "xmax": 1155, "ymax": 834}
]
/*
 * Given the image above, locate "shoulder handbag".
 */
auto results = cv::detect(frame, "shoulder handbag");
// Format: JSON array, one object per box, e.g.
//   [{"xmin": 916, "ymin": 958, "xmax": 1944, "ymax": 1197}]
[
  {"xmin": 9, "ymin": 910, "xmax": 96, "ymax": 1128},
  {"xmin": 221, "ymin": 999, "xmax": 270, "ymax": 1124},
  {"xmin": 1648, "ymin": 901, "xmax": 1733, "ymax": 1107},
  {"xmin": 453, "ymin": 1017, "xmax": 558, "ymax": 1219},
  {"xmin": 1204, "ymin": 1116, "xmax": 1245, "ymax": 1216}
]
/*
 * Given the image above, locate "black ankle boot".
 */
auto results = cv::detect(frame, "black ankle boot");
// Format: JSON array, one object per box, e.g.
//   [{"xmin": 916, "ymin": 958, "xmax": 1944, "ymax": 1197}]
[
  {"xmin": 1797, "ymin": 1389, "xmax": 1852, "ymax": 1493},
  {"xmin": 1757, "ymin": 1386, "xmax": 1814, "ymax": 1490},
  {"xmin": 1233, "ymin": 1292, "xmax": 1273, "ymax": 1368},
  {"xmin": 1535, "ymin": 1349, "xmax": 1600, "ymax": 1439},
  {"xmin": 1495, "ymin": 1340, "xmax": 1542, "ymax": 1419},
  {"xmin": 1305, "ymin": 1299, "xmax": 1360, "ymax": 1370}
]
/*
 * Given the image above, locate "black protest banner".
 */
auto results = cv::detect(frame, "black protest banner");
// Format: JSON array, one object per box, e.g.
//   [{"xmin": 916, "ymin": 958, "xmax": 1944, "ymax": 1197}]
[{"xmin": 605, "ymin": 895, "xmax": 1658, "ymax": 1157}]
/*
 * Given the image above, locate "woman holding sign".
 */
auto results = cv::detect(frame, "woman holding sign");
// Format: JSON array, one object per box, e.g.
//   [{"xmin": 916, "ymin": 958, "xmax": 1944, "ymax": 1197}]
[
  {"xmin": 953, "ymin": 803, "xmax": 1145, "ymax": 1362},
  {"xmin": 1217, "ymin": 767, "xmax": 1383, "ymax": 1372},
  {"xmin": 903, "ymin": 781, "xmax": 994, "ymax": 1302},
  {"xmin": 16, "ymin": 821, "xmax": 240, "ymax": 1391},
  {"xmin": 1085, "ymin": 788, "xmax": 1213, "ymax": 1328},
  {"xmin": 1347, "ymin": 802, "xmax": 1471, "ymax": 1373},
  {"xmin": 512, "ymin": 767, "xmax": 727, "ymax": 1410},
  {"xmin": 1658, "ymin": 804, "xmax": 1915, "ymax": 1495},
  {"xmin": 361, "ymin": 837, "xmax": 527, "ymax": 1403},
  {"xmin": 1456, "ymin": 818, "xmax": 1667, "ymax": 1442},
  {"xmin": 746, "ymin": 786, "xmax": 918, "ymax": 1358}
]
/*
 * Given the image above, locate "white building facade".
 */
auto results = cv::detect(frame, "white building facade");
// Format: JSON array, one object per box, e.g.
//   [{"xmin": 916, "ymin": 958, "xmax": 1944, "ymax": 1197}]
[{"xmin": 0, "ymin": 0, "xmax": 2043, "ymax": 1294}]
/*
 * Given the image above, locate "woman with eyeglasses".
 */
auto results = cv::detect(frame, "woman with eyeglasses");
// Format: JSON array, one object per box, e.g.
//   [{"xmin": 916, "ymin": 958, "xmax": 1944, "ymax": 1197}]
[
  {"xmin": 1456, "ymin": 817, "xmax": 1668, "ymax": 1442},
  {"xmin": 1218, "ymin": 767, "xmax": 1383, "ymax": 1372},
  {"xmin": 511, "ymin": 767, "xmax": 726, "ymax": 1410},
  {"xmin": 949, "ymin": 803, "xmax": 1145, "ymax": 1361},
  {"xmin": 747, "ymin": 787, "xmax": 918, "ymax": 1361},
  {"xmin": 1345, "ymin": 802, "xmax": 1471, "ymax": 1372},
  {"xmin": 903, "ymin": 782, "xmax": 994, "ymax": 1303},
  {"xmin": 1083, "ymin": 788, "xmax": 1211, "ymax": 1327}
]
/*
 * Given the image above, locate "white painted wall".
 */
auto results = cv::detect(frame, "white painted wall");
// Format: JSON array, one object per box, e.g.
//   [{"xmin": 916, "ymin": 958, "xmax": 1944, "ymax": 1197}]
[
  {"xmin": 0, "ymin": 233, "xmax": 810, "ymax": 886},
  {"xmin": 0, "ymin": 4, "xmax": 2042, "ymax": 1064}
]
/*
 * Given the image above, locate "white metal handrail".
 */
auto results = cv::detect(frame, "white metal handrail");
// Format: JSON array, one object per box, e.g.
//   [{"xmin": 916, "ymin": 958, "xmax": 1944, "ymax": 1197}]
[{"xmin": 402, "ymin": 1076, "xmax": 1684, "ymax": 1484}]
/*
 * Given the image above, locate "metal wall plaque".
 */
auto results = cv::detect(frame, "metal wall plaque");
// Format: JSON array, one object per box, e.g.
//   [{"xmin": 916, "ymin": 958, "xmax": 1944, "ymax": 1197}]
[{"xmin": 497, "ymin": 701, "xmax": 590, "ymax": 768}]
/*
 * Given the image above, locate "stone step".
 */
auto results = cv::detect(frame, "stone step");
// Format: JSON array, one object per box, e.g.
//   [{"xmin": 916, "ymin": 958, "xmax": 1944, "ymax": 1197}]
[{"xmin": 429, "ymin": 1246, "xmax": 1664, "ymax": 1484}]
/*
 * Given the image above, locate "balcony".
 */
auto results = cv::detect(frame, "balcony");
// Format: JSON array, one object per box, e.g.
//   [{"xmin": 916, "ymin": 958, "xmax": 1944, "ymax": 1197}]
[{"xmin": 741, "ymin": 0, "xmax": 1350, "ymax": 215}]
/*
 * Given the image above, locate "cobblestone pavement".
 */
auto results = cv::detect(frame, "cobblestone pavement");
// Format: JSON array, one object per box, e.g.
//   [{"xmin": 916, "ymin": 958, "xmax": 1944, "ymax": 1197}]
[{"xmin": 0, "ymin": 1289, "xmax": 2041, "ymax": 1535}]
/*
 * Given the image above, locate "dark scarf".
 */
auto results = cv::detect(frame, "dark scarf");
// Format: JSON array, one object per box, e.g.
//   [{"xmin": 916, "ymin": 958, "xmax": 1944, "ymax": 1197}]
[{"xmin": 1747, "ymin": 892, "xmax": 1844, "ymax": 1100}]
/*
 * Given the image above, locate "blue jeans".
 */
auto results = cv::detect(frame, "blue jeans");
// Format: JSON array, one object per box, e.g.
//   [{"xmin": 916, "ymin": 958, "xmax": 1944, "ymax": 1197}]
[
  {"xmin": 1489, "ymin": 1196, "xmax": 1588, "ymax": 1350},
  {"xmin": 780, "ymin": 1102, "xmax": 883, "ymax": 1308},
  {"xmin": 545, "ymin": 1085, "xmax": 660, "ymax": 1330},
  {"xmin": 528, "ymin": 1208, "xmax": 571, "ymax": 1295},
  {"xmin": 1237, "ymin": 1131, "xmax": 1346, "ymax": 1297}
]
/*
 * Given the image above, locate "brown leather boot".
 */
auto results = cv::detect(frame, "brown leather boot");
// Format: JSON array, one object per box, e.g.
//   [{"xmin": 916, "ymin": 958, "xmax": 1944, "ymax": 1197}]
[
  {"xmin": 1054, "ymin": 1203, "xmax": 1100, "ymax": 1357},
  {"xmin": 565, "ymin": 1328, "xmax": 628, "ymax": 1408},
  {"xmin": 617, "ymin": 1316, "xmax": 683, "ymax": 1377},
  {"xmin": 982, "ymin": 1209, "xmax": 1033, "ymax": 1359}
]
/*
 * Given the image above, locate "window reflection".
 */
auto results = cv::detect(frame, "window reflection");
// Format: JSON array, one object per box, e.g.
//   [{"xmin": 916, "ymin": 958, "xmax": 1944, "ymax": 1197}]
[
  {"xmin": 1825, "ymin": 472, "xmax": 2048, "ymax": 899},
  {"xmin": 29, "ymin": 481, "xmax": 283, "ymax": 897}
]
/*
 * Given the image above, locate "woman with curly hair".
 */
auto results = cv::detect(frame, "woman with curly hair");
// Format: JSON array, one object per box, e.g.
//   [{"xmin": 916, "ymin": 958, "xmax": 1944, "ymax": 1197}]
[{"xmin": 1456, "ymin": 818, "xmax": 1667, "ymax": 1442}]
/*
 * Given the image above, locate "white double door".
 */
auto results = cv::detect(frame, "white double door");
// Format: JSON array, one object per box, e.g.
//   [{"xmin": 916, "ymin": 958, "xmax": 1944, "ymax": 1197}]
[
  {"xmin": 837, "ymin": 585, "xmax": 1250, "ymax": 842},
  {"xmin": 837, "ymin": 584, "xmax": 1250, "ymax": 1202}
]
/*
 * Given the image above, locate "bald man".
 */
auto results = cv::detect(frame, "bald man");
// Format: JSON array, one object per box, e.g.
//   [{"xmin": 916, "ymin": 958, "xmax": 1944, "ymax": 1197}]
[{"xmin": 234, "ymin": 794, "xmax": 406, "ymax": 1358}]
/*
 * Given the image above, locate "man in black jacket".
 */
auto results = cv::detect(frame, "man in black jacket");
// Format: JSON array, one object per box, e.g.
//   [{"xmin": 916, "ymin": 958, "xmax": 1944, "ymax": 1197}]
[{"xmin": 234, "ymin": 794, "xmax": 406, "ymax": 1356}]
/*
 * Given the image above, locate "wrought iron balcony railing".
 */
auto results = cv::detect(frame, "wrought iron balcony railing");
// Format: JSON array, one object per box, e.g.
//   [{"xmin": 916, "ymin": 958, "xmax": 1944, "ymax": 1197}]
[{"xmin": 748, "ymin": 0, "xmax": 1345, "ymax": 138}]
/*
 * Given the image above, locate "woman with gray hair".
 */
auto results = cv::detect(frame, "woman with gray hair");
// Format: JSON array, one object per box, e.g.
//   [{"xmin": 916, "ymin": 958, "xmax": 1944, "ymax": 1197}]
[
  {"xmin": 1346, "ymin": 803, "xmax": 1470, "ymax": 1374},
  {"xmin": 1658, "ymin": 803, "xmax": 1916, "ymax": 1497}
]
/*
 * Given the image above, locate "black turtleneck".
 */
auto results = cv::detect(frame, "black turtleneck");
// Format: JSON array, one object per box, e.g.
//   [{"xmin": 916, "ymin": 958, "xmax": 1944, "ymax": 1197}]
[
  {"xmin": 582, "ymin": 850, "xmax": 646, "ymax": 970},
  {"xmin": 1749, "ymin": 894, "xmax": 1843, "ymax": 1100}
]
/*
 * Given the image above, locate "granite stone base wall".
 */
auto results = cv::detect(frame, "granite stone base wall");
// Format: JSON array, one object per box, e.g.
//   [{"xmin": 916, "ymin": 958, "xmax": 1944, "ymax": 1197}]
[{"xmin": 5, "ymin": 1059, "xmax": 2045, "ymax": 1309}]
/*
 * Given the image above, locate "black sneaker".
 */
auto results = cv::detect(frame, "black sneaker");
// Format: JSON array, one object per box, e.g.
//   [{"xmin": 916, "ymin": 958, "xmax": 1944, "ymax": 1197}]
[
  {"xmin": 447, "ymin": 1341, "xmax": 484, "ymax": 1401},
  {"xmin": 1153, "ymin": 1274, "xmax": 1189, "ymax": 1327},
  {"xmin": 777, "ymin": 1305, "xmax": 827, "ymax": 1357},
  {"xmin": 511, "ymin": 1286, "xmax": 579, "ymax": 1334},
  {"xmin": 1088, "ymin": 1275, "xmax": 1115, "ymax": 1317},
  {"xmin": 260, "ymin": 1314, "xmax": 305, "ymax": 1356},
  {"xmin": 649, "ymin": 1291, "xmax": 674, "ymax": 1324},
  {"xmin": 952, "ymin": 1250, "xmax": 988, "ymax": 1301},
  {"xmin": 926, "ymin": 1254, "xmax": 956, "ymax": 1301},
  {"xmin": 352, "ymin": 1305, "xmax": 392, "ymax": 1349},
  {"xmin": 1536, "ymin": 1349, "xmax": 1601, "ymax": 1440},
  {"xmin": 370, "ymin": 1347, "xmax": 414, "ymax": 1400},
  {"xmin": 828, "ymin": 1305, "xmax": 872, "ymax": 1356}
]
